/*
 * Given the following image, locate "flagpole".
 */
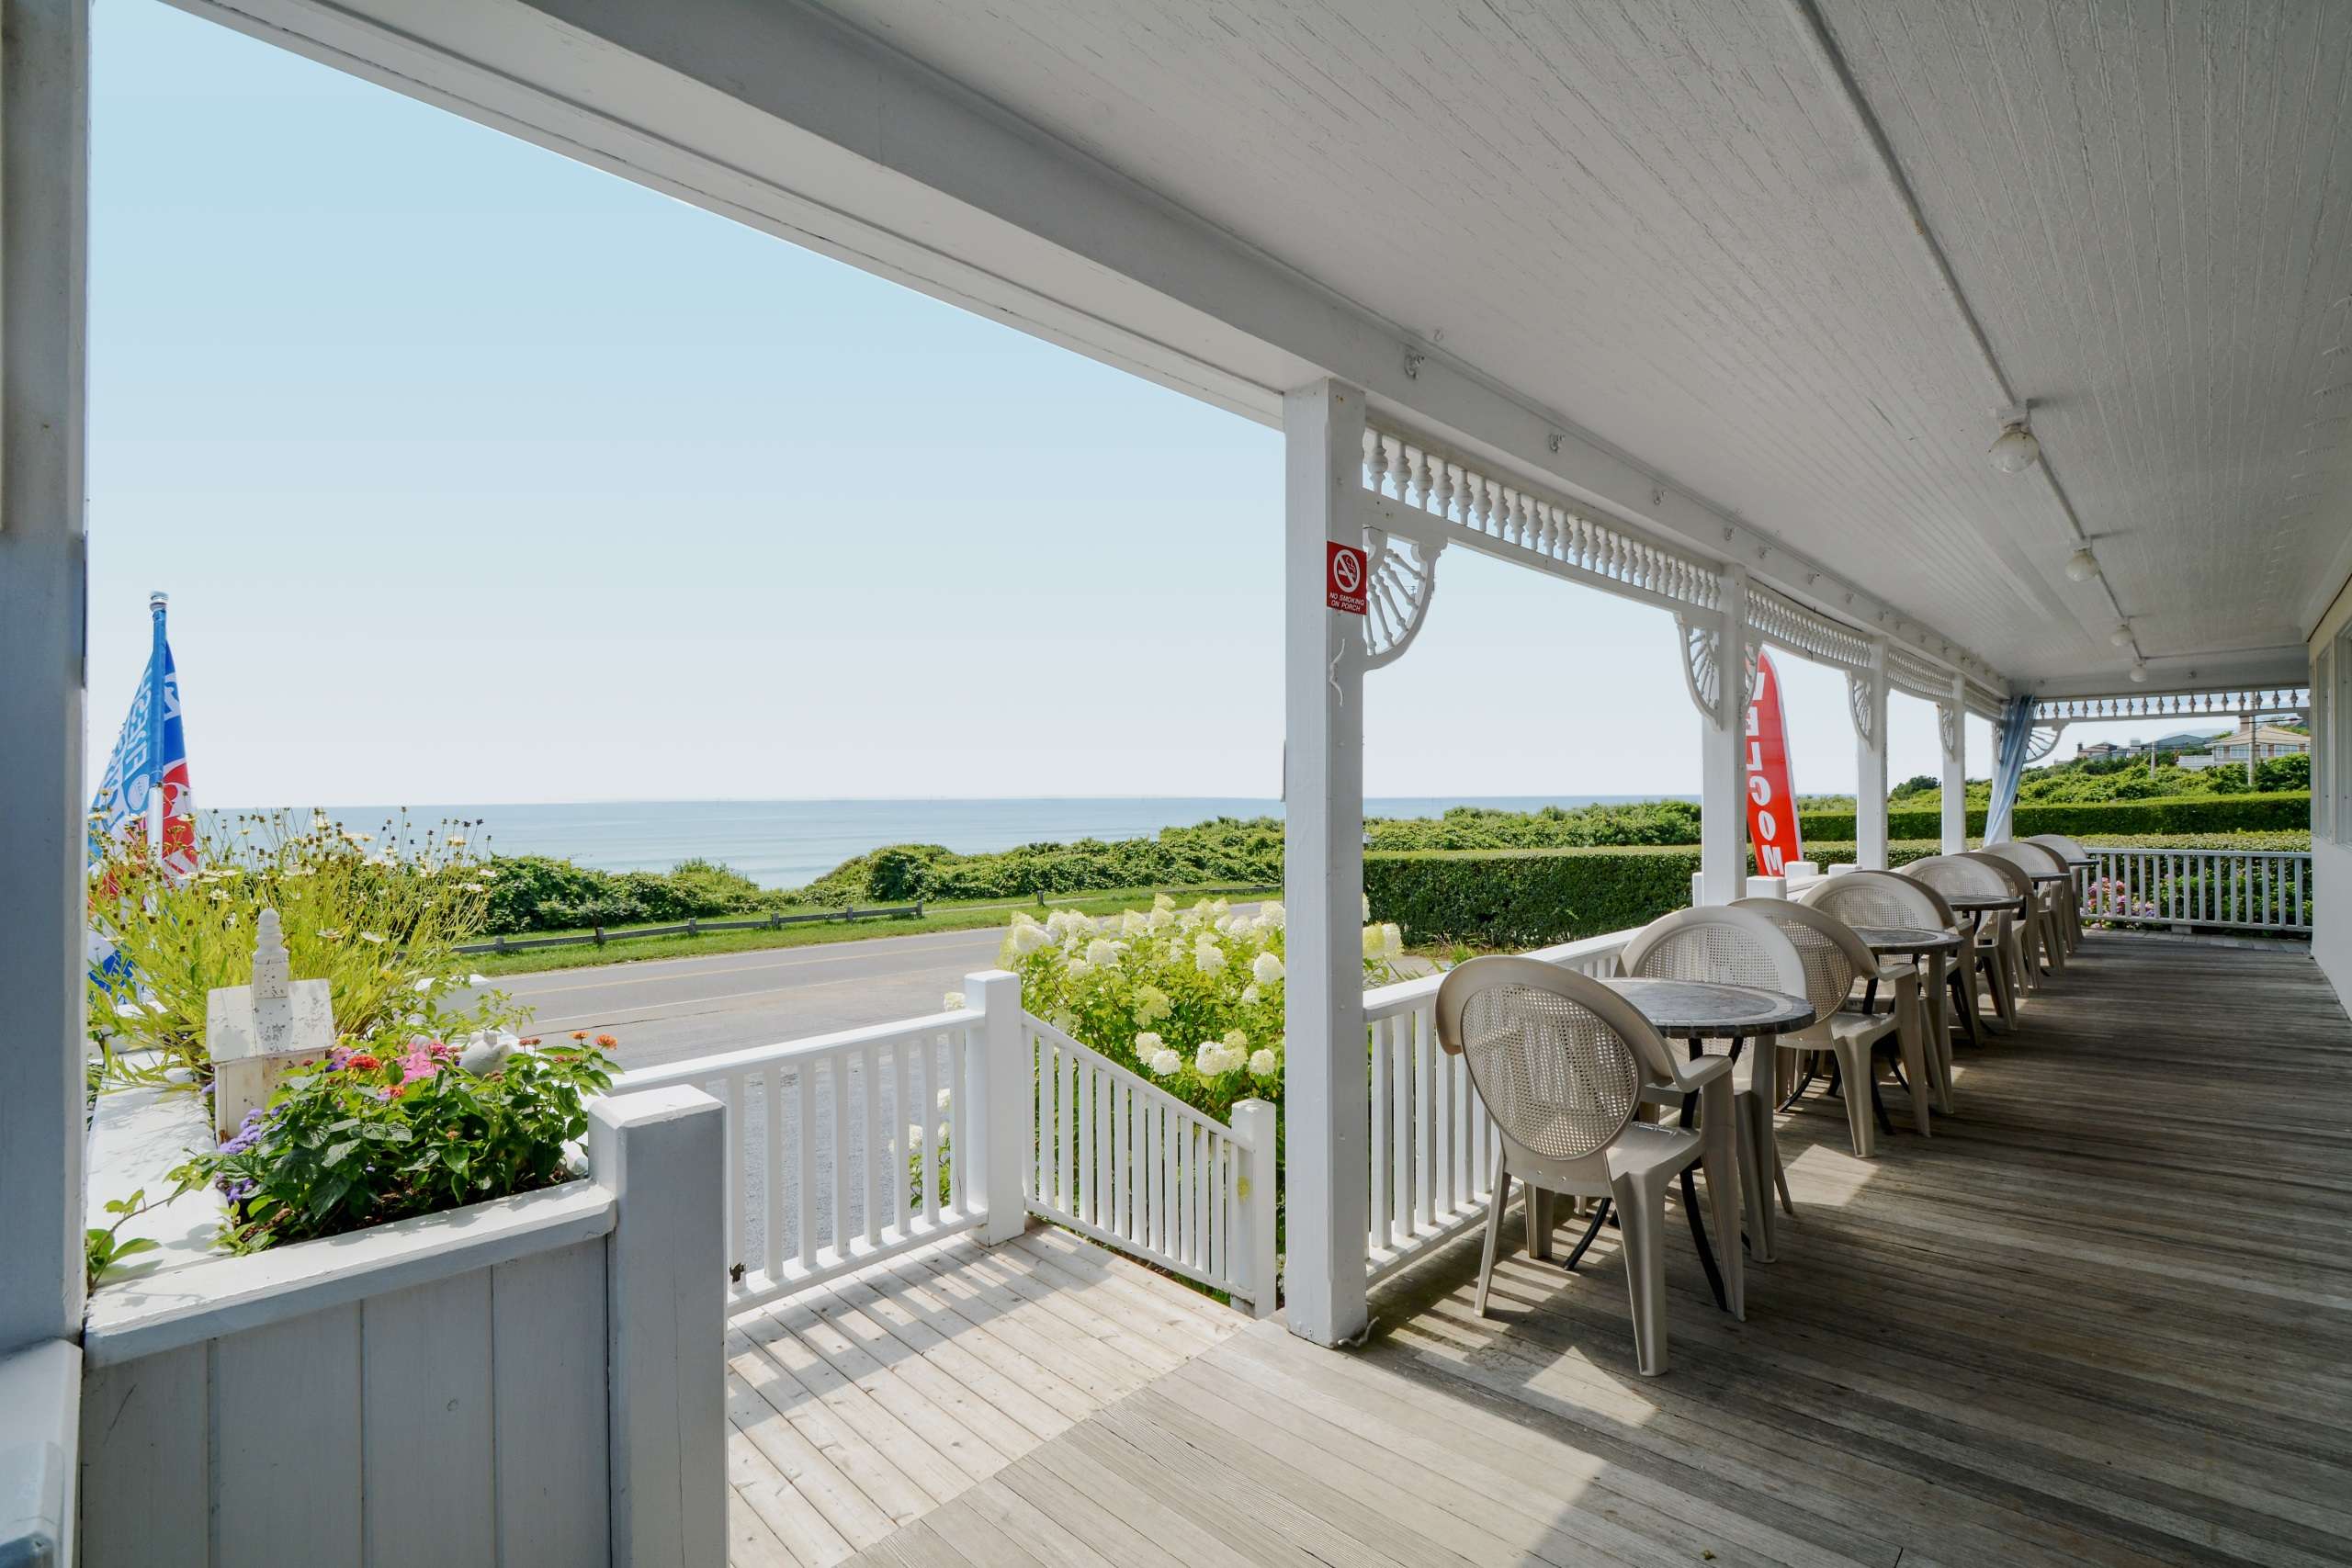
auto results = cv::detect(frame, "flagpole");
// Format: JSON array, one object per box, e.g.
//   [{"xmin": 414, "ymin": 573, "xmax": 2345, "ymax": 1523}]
[{"xmin": 148, "ymin": 592, "xmax": 169, "ymax": 852}]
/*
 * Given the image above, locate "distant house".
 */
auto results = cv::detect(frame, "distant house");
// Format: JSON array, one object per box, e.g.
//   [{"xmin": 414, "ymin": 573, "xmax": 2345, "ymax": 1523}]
[{"xmin": 2205, "ymin": 722, "xmax": 2310, "ymax": 763}]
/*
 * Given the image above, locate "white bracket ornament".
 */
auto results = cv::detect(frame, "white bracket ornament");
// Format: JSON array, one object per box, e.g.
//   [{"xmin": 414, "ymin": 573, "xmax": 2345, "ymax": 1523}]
[
  {"xmin": 1359, "ymin": 527, "xmax": 1442, "ymax": 671},
  {"xmin": 1936, "ymin": 700, "xmax": 1961, "ymax": 759},
  {"xmin": 2024, "ymin": 722, "xmax": 2067, "ymax": 764},
  {"xmin": 1676, "ymin": 615, "xmax": 1759, "ymax": 728},
  {"xmin": 1846, "ymin": 672, "xmax": 1875, "ymax": 746}
]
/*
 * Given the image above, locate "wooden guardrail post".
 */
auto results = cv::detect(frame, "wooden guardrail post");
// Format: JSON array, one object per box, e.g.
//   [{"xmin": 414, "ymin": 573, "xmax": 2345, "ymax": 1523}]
[
  {"xmin": 590, "ymin": 1088, "xmax": 726, "ymax": 1568},
  {"xmin": 964, "ymin": 971, "xmax": 1028, "ymax": 1246},
  {"xmin": 1230, "ymin": 1099, "xmax": 1279, "ymax": 1319}
]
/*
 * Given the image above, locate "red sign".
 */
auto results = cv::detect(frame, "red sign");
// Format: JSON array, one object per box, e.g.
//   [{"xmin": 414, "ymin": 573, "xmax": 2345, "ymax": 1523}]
[
  {"xmin": 1326, "ymin": 541, "xmax": 1368, "ymax": 615},
  {"xmin": 1745, "ymin": 650, "xmax": 1804, "ymax": 877}
]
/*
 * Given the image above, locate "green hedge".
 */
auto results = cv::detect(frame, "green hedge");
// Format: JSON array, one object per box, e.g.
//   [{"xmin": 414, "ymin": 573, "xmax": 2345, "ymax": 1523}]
[
  {"xmin": 1365, "ymin": 840, "xmax": 1945, "ymax": 949},
  {"xmin": 1798, "ymin": 794, "xmax": 2310, "ymax": 842}
]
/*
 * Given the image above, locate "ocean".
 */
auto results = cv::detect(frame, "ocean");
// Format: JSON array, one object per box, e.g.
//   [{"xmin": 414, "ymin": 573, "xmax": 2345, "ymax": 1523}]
[{"xmin": 207, "ymin": 795, "xmax": 1685, "ymax": 889}]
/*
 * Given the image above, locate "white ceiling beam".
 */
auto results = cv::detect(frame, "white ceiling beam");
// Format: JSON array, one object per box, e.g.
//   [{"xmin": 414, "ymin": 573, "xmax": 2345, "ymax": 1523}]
[
  {"xmin": 174, "ymin": 0, "xmax": 2009, "ymax": 691},
  {"xmin": 2025, "ymin": 646, "xmax": 2312, "ymax": 703}
]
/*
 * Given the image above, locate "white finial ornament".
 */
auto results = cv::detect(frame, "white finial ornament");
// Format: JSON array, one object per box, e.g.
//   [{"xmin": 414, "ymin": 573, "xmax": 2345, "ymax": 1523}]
[{"xmin": 207, "ymin": 907, "xmax": 337, "ymax": 1139}]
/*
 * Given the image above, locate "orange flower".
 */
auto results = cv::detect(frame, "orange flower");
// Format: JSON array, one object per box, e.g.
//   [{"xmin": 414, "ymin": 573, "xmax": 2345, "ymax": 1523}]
[
  {"xmin": 571, "ymin": 1031, "xmax": 587, "ymax": 1042},
  {"xmin": 595, "ymin": 1034, "xmax": 618, "ymax": 1051}
]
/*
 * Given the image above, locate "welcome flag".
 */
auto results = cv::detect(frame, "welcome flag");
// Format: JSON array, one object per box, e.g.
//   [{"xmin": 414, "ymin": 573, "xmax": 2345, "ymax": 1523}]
[
  {"xmin": 1744, "ymin": 649, "xmax": 1804, "ymax": 878},
  {"xmin": 88, "ymin": 592, "xmax": 196, "ymax": 879}
]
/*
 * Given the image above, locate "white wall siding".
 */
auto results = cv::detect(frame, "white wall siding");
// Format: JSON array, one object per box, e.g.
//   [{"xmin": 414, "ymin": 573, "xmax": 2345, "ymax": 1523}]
[
  {"xmin": 79, "ymin": 1236, "xmax": 613, "ymax": 1568},
  {"xmin": 77, "ymin": 1089, "xmax": 724, "ymax": 1568}
]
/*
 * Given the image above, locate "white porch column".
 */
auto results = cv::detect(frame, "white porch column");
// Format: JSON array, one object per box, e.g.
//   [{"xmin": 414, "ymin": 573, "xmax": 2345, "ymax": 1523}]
[
  {"xmin": 0, "ymin": 0, "xmax": 91, "ymax": 1358},
  {"xmin": 1853, "ymin": 641, "xmax": 1891, "ymax": 869},
  {"xmin": 1939, "ymin": 676, "xmax": 1969, "ymax": 853},
  {"xmin": 1698, "ymin": 567, "xmax": 1751, "ymax": 904},
  {"xmin": 1282, "ymin": 379, "xmax": 1369, "ymax": 1347}
]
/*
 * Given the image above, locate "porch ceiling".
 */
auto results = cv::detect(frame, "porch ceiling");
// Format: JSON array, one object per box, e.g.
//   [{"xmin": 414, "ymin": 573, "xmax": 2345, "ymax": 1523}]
[{"xmin": 811, "ymin": 0, "xmax": 2352, "ymax": 689}]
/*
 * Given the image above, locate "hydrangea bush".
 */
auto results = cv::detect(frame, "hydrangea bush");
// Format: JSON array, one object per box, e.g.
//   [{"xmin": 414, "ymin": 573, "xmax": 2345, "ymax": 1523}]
[
  {"xmin": 172, "ymin": 1032, "xmax": 615, "ymax": 1254},
  {"xmin": 997, "ymin": 894, "xmax": 1403, "ymax": 1122}
]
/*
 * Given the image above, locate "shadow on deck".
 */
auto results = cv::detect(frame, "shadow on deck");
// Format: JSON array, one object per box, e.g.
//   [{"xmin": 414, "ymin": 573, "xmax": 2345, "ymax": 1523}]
[{"xmin": 777, "ymin": 935, "xmax": 2352, "ymax": 1568}]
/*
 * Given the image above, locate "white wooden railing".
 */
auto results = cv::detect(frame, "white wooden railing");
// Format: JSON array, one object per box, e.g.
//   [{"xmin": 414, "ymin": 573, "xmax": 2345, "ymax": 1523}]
[
  {"xmin": 1363, "ymin": 930, "xmax": 1637, "ymax": 1284},
  {"xmin": 616, "ymin": 970, "xmax": 1276, "ymax": 1315},
  {"xmin": 1023, "ymin": 1013, "xmax": 1276, "ymax": 1314},
  {"xmin": 2080, "ymin": 846, "xmax": 2313, "ymax": 934},
  {"xmin": 616, "ymin": 1003, "xmax": 986, "ymax": 1310}
]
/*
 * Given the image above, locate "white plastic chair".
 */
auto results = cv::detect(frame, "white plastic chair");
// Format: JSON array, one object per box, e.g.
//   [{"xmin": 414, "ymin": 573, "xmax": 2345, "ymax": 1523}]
[
  {"xmin": 1982, "ymin": 840, "xmax": 2074, "ymax": 974},
  {"xmin": 1737, "ymin": 897, "xmax": 1930, "ymax": 1156},
  {"xmin": 1965, "ymin": 851, "xmax": 2048, "ymax": 990},
  {"xmin": 1903, "ymin": 854, "xmax": 2024, "ymax": 1029},
  {"xmin": 1435, "ymin": 957, "xmax": 1741, "ymax": 1377},
  {"xmin": 1619, "ymin": 906, "xmax": 1807, "ymax": 1264},
  {"xmin": 1798, "ymin": 870, "xmax": 1957, "ymax": 1113},
  {"xmin": 2022, "ymin": 833, "xmax": 2090, "ymax": 949}
]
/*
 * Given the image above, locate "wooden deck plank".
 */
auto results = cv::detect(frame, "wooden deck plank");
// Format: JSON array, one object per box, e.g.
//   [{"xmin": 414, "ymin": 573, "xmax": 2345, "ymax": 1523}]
[{"xmin": 820, "ymin": 937, "xmax": 2352, "ymax": 1568}]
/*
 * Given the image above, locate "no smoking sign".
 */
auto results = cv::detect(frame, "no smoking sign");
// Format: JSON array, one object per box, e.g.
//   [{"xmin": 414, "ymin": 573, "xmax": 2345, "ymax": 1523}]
[{"xmin": 1326, "ymin": 541, "xmax": 1369, "ymax": 615}]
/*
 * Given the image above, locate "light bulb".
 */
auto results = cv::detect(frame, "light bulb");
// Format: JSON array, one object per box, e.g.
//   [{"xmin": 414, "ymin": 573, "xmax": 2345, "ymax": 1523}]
[
  {"xmin": 2065, "ymin": 547, "xmax": 2098, "ymax": 582},
  {"xmin": 1988, "ymin": 422, "xmax": 2041, "ymax": 473},
  {"xmin": 2129, "ymin": 661, "xmax": 2148, "ymax": 683},
  {"xmin": 2109, "ymin": 623, "xmax": 2133, "ymax": 647}
]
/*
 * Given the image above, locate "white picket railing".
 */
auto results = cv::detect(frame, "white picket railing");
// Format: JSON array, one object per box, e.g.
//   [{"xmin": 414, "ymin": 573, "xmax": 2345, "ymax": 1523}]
[
  {"xmin": 1022, "ymin": 1014, "xmax": 1276, "ymax": 1314},
  {"xmin": 2081, "ymin": 847, "xmax": 2313, "ymax": 934},
  {"xmin": 1363, "ymin": 930, "xmax": 1636, "ymax": 1284},
  {"xmin": 616, "ymin": 970, "xmax": 1276, "ymax": 1316},
  {"xmin": 616, "ymin": 1005, "xmax": 985, "ymax": 1312}
]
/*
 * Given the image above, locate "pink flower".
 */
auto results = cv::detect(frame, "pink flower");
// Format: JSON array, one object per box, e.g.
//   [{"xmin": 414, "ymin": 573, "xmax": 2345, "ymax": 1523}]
[{"xmin": 399, "ymin": 1050, "xmax": 439, "ymax": 1084}]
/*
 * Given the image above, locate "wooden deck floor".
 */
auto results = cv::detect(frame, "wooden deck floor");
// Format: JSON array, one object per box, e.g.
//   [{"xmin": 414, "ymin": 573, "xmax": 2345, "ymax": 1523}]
[
  {"xmin": 780, "ymin": 934, "xmax": 2352, "ymax": 1568},
  {"xmin": 722, "ymin": 1223, "xmax": 1246, "ymax": 1567}
]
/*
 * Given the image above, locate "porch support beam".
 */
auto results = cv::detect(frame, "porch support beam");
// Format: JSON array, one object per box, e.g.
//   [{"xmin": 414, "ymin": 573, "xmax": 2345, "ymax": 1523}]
[
  {"xmin": 1699, "ymin": 568, "xmax": 1751, "ymax": 904},
  {"xmin": 1939, "ymin": 675, "xmax": 1969, "ymax": 854},
  {"xmin": 0, "ymin": 0, "xmax": 92, "ymax": 1357},
  {"xmin": 1854, "ymin": 641, "xmax": 1891, "ymax": 870},
  {"xmin": 1282, "ymin": 379, "xmax": 1368, "ymax": 1348}
]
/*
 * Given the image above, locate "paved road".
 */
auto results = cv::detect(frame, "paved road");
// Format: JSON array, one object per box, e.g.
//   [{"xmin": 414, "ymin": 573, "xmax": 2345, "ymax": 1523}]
[{"xmin": 484, "ymin": 924, "xmax": 1015, "ymax": 1071}]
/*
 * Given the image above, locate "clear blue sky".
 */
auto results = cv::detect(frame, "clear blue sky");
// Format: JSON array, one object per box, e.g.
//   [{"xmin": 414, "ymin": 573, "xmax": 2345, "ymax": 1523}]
[{"xmin": 82, "ymin": 0, "xmax": 2055, "ymax": 809}]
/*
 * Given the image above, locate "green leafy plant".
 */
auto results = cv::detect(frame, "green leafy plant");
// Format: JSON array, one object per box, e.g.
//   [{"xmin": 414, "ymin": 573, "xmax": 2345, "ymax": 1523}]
[
  {"xmin": 87, "ymin": 811, "xmax": 526, "ymax": 1080},
  {"xmin": 172, "ymin": 1033, "xmax": 615, "ymax": 1254},
  {"xmin": 85, "ymin": 1189, "xmax": 163, "ymax": 1290}
]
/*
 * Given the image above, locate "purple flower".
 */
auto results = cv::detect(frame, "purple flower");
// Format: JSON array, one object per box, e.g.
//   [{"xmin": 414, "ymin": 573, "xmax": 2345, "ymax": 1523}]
[{"xmin": 218, "ymin": 1108, "xmax": 271, "ymax": 1157}]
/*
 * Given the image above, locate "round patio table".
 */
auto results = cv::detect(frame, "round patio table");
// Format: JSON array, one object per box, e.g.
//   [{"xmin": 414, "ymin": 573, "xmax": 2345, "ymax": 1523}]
[
  {"xmin": 1586, "ymin": 976, "xmax": 1811, "ymax": 1313},
  {"xmin": 1600, "ymin": 976, "xmax": 1815, "ymax": 1049}
]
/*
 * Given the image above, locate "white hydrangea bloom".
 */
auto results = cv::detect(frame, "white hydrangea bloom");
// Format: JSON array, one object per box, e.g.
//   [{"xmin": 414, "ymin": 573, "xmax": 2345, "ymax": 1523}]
[
  {"xmin": 1193, "ymin": 938, "xmax": 1227, "ymax": 975},
  {"xmin": 1134, "ymin": 985, "xmax": 1172, "ymax": 1024},
  {"xmin": 1249, "ymin": 1048, "xmax": 1279, "ymax": 1077},
  {"xmin": 1148, "ymin": 1046, "xmax": 1182, "ymax": 1076},
  {"xmin": 1363, "ymin": 925, "xmax": 1385, "ymax": 959},
  {"xmin": 943, "ymin": 990, "xmax": 967, "ymax": 1011},
  {"xmin": 1194, "ymin": 1041, "xmax": 1243, "ymax": 1076},
  {"xmin": 1006, "ymin": 919, "xmax": 1050, "ymax": 956},
  {"xmin": 1221, "ymin": 1028, "xmax": 1248, "ymax": 1053},
  {"xmin": 1120, "ymin": 909, "xmax": 1148, "ymax": 936},
  {"xmin": 1362, "ymin": 892, "xmax": 1372, "ymax": 921},
  {"xmin": 1252, "ymin": 951, "xmax": 1285, "ymax": 985},
  {"xmin": 1239, "ymin": 984, "xmax": 1261, "ymax": 1005},
  {"xmin": 1152, "ymin": 893, "xmax": 1176, "ymax": 912},
  {"xmin": 1382, "ymin": 922, "xmax": 1405, "ymax": 961},
  {"xmin": 1067, "ymin": 958, "xmax": 1092, "ymax": 979},
  {"xmin": 1148, "ymin": 907, "xmax": 1176, "ymax": 931},
  {"xmin": 1136, "ymin": 1031, "xmax": 1164, "ymax": 1056},
  {"xmin": 1085, "ymin": 937, "xmax": 1124, "ymax": 967},
  {"xmin": 1259, "ymin": 902, "xmax": 1285, "ymax": 929}
]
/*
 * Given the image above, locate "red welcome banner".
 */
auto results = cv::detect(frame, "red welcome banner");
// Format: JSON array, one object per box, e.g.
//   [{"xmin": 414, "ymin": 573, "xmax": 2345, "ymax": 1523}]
[{"xmin": 1745, "ymin": 650, "xmax": 1804, "ymax": 877}]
